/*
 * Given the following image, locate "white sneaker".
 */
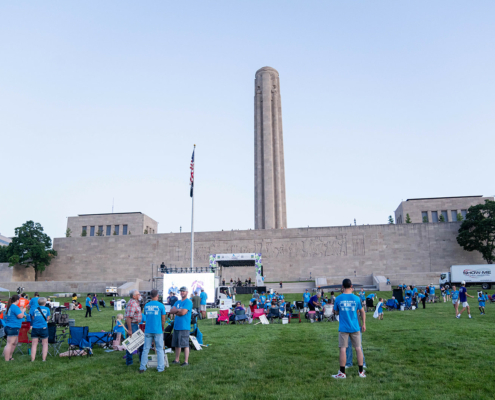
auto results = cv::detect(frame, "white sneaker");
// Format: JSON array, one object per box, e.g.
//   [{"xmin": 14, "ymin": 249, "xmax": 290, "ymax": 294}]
[
  {"xmin": 456, "ymin": 314, "xmax": 460, "ymax": 318},
  {"xmin": 469, "ymin": 315, "xmax": 472, "ymax": 319},
  {"xmin": 345, "ymin": 366, "xmax": 351, "ymax": 369},
  {"xmin": 332, "ymin": 371, "xmax": 346, "ymax": 379},
  {"xmin": 359, "ymin": 371, "xmax": 366, "ymax": 378}
]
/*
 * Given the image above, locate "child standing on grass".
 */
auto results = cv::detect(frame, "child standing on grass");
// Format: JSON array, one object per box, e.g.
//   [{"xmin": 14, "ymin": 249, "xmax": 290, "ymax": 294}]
[
  {"xmin": 373, "ymin": 298, "xmax": 384, "ymax": 320},
  {"xmin": 478, "ymin": 293, "xmax": 485, "ymax": 315}
]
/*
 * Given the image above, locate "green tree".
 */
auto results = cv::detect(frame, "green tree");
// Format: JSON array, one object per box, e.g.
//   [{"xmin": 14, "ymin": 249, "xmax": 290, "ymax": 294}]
[
  {"xmin": 423, "ymin": 216, "xmax": 428, "ymax": 223},
  {"xmin": 65, "ymin": 228, "xmax": 72, "ymax": 237},
  {"xmin": 0, "ymin": 245, "xmax": 9, "ymax": 262},
  {"xmin": 144, "ymin": 229, "xmax": 149, "ymax": 234},
  {"xmin": 406, "ymin": 214, "xmax": 412, "ymax": 224},
  {"xmin": 113, "ymin": 230, "xmax": 117, "ymax": 235},
  {"xmin": 96, "ymin": 229, "xmax": 103, "ymax": 236},
  {"xmin": 457, "ymin": 213, "xmax": 463, "ymax": 222},
  {"xmin": 439, "ymin": 214, "xmax": 445, "ymax": 222},
  {"xmin": 5, "ymin": 220, "xmax": 57, "ymax": 281},
  {"xmin": 388, "ymin": 216, "xmax": 394, "ymax": 224},
  {"xmin": 457, "ymin": 200, "xmax": 495, "ymax": 264},
  {"xmin": 81, "ymin": 229, "xmax": 87, "ymax": 237}
]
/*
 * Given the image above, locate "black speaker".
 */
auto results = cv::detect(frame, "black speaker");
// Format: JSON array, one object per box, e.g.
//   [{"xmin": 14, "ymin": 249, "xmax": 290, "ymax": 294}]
[{"xmin": 393, "ymin": 289, "xmax": 404, "ymax": 303}]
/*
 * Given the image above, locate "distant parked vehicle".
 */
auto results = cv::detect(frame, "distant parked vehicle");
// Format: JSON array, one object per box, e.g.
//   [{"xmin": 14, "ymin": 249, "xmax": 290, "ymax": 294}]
[{"xmin": 439, "ymin": 265, "xmax": 495, "ymax": 290}]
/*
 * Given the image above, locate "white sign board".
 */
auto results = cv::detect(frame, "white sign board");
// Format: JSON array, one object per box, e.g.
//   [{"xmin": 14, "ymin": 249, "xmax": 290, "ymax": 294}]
[
  {"xmin": 219, "ymin": 299, "xmax": 232, "ymax": 310},
  {"xmin": 258, "ymin": 315, "xmax": 269, "ymax": 325},
  {"xmin": 207, "ymin": 311, "xmax": 218, "ymax": 319},
  {"xmin": 190, "ymin": 336, "xmax": 202, "ymax": 351},
  {"xmin": 214, "ymin": 253, "xmax": 257, "ymax": 261},
  {"xmin": 122, "ymin": 329, "xmax": 145, "ymax": 353},
  {"xmin": 114, "ymin": 300, "xmax": 122, "ymax": 311}
]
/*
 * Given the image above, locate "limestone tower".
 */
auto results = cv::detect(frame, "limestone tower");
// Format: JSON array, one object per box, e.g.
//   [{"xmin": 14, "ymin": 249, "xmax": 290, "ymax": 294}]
[{"xmin": 254, "ymin": 66, "xmax": 287, "ymax": 230}]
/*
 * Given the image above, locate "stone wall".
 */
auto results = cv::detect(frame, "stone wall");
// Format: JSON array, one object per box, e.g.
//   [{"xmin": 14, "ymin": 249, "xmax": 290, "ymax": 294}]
[
  {"xmin": 36, "ymin": 222, "xmax": 485, "ymax": 285},
  {"xmin": 0, "ymin": 280, "xmax": 126, "ymax": 293},
  {"xmin": 0, "ymin": 263, "xmax": 36, "ymax": 282}
]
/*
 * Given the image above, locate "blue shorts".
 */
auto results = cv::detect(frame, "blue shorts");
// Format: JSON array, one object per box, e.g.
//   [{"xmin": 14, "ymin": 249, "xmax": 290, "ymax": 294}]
[
  {"xmin": 31, "ymin": 327, "xmax": 49, "ymax": 339},
  {"xmin": 5, "ymin": 326, "xmax": 20, "ymax": 337}
]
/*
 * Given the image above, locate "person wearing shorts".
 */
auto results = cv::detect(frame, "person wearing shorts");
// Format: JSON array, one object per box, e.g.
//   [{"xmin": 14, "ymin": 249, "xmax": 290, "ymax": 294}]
[
  {"xmin": 30, "ymin": 297, "xmax": 51, "ymax": 362},
  {"xmin": 199, "ymin": 289, "xmax": 208, "ymax": 319},
  {"xmin": 3, "ymin": 294, "xmax": 25, "ymax": 362},
  {"xmin": 170, "ymin": 286, "xmax": 193, "ymax": 366},
  {"xmin": 457, "ymin": 281, "xmax": 474, "ymax": 319},
  {"xmin": 451, "ymin": 285, "xmax": 460, "ymax": 316},
  {"xmin": 428, "ymin": 284, "xmax": 436, "ymax": 303},
  {"xmin": 332, "ymin": 279, "xmax": 366, "ymax": 379}
]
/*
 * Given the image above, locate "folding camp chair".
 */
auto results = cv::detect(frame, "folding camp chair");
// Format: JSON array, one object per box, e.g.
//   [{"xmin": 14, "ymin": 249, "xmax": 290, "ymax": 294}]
[
  {"xmin": 68, "ymin": 326, "xmax": 92, "ymax": 358},
  {"xmin": 252, "ymin": 309, "xmax": 265, "ymax": 321},
  {"xmin": 323, "ymin": 304, "xmax": 335, "ymax": 322},
  {"xmin": 235, "ymin": 309, "xmax": 249, "ymax": 324},
  {"xmin": 385, "ymin": 299, "xmax": 397, "ymax": 311},
  {"xmin": 366, "ymin": 298, "xmax": 375, "ymax": 312},
  {"xmin": 15, "ymin": 322, "xmax": 31, "ymax": 355},
  {"xmin": 267, "ymin": 308, "xmax": 281, "ymax": 323},
  {"xmin": 47, "ymin": 323, "xmax": 67, "ymax": 357},
  {"xmin": 217, "ymin": 310, "xmax": 230, "ymax": 325},
  {"xmin": 289, "ymin": 308, "xmax": 301, "ymax": 323}
]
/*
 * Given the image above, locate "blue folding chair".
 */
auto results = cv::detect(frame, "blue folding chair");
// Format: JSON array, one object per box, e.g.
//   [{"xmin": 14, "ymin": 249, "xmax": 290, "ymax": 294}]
[
  {"xmin": 68, "ymin": 326, "xmax": 92, "ymax": 358},
  {"xmin": 234, "ymin": 309, "xmax": 249, "ymax": 324}
]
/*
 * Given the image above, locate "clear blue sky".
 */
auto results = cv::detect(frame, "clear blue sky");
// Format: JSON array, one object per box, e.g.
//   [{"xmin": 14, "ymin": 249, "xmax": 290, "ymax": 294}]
[{"xmin": 1, "ymin": 1, "xmax": 494, "ymax": 240}]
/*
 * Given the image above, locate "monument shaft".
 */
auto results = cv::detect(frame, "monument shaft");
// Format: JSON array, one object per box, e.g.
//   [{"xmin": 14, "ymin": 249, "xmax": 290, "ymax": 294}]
[{"xmin": 254, "ymin": 67, "xmax": 287, "ymax": 229}]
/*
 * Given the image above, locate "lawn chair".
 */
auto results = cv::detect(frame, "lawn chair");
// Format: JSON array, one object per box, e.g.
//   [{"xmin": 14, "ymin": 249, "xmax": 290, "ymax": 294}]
[
  {"xmin": 235, "ymin": 309, "xmax": 249, "ymax": 324},
  {"xmin": 385, "ymin": 299, "xmax": 397, "ymax": 311},
  {"xmin": 323, "ymin": 304, "xmax": 335, "ymax": 322},
  {"xmin": 0, "ymin": 326, "xmax": 6, "ymax": 350},
  {"xmin": 47, "ymin": 323, "xmax": 67, "ymax": 357},
  {"xmin": 217, "ymin": 310, "xmax": 230, "ymax": 325},
  {"xmin": 252, "ymin": 308, "xmax": 265, "ymax": 321},
  {"xmin": 267, "ymin": 308, "xmax": 281, "ymax": 323},
  {"xmin": 68, "ymin": 326, "xmax": 92, "ymax": 358},
  {"xmin": 289, "ymin": 308, "xmax": 301, "ymax": 323},
  {"xmin": 15, "ymin": 322, "xmax": 32, "ymax": 355}
]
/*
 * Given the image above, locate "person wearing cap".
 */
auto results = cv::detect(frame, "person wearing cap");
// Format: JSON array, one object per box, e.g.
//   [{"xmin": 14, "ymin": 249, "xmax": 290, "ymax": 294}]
[
  {"xmin": 457, "ymin": 281, "xmax": 474, "ymax": 319},
  {"xmin": 170, "ymin": 286, "xmax": 193, "ymax": 366},
  {"xmin": 303, "ymin": 289, "xmax": 311, "ymax": 309},
  {"xmin": 139, "ymin": 289, "xmax": 166, "ymax": 373}
]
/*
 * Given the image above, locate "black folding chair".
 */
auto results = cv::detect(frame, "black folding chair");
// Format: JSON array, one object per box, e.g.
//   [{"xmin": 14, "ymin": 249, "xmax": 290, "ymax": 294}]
[
  {"xmin": 47, "ymin": 323, "xmax": 67, "ymax": 357},
  {"xmin": 267, "ymin": 308, "xmax": 281, "ymax": 323}
]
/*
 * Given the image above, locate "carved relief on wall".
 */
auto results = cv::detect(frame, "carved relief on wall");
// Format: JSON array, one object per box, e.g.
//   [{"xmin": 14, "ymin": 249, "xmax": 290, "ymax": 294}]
[{"xmin": 352, "ymin": 235, "xmax": 365, "ymax": 256}]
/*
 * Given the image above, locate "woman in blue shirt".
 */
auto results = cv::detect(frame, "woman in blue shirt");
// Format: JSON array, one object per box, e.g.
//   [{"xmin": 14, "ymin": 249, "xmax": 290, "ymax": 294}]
[
  {"xmin": 3, "ymin": 295, "xmax": 25, "ymax": 362},
  {"xmin": 30, "ymin": 297, "xmax": 51, "ymax": 362}
]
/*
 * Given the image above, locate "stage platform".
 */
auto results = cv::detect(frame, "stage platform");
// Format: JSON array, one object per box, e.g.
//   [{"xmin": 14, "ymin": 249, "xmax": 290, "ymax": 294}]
[{"xmin": 235, "ymin": 286, "xmax": 266, "ymax": 295}]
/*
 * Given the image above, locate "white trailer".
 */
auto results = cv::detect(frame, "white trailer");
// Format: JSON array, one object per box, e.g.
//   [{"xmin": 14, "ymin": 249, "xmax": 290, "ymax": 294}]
[{"xmin": 439, "ymin": 265, "xmax": 495, "ymax": 290}]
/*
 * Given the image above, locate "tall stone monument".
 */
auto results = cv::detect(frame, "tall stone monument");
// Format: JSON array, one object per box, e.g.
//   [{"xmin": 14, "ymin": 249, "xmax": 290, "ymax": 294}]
[{"xmin": 254, "ymin": 66, "xmax": 287, "ymax": 230}]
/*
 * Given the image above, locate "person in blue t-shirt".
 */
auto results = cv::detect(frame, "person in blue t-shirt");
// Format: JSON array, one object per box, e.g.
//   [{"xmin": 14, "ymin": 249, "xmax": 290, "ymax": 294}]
[
  {"xmin": 170, "ymin": 286, "xmax": 193, "ymax": 366},
  {"xmin": 260, "ymin": 293, "xmax": 266, "ymax": 306},
  {"xmin": 332, "ymin": 279, "xmax": 366, "ymax": 379},
  {"xmin": 457, "ymin": 281, "xmax": 474, "ymax": 319},
  {"xmin": 30, "ymin": 297, "xmax": 51, "ymax": 362},
  {"xmin": 199, "ymin": 289, "xmax": 208, "ymax": 319},
  {"xmin": 279, "ymin": 294, "xmax": 284, "ymax": 301},
  {"xmin": 85, "ymin": 293, "xmax": 93, "ymax": 318},
  {"xmin": 139, "ymin": 289, "xmax": 167, "ymax": 373},
  {"xmin": 28, "ymin": 292, "xmax": 40, "ymax": 312},
  {"xmin": 428, "ymin": 284, "xmax": 436, "ymax": 303},
  {"xmin": 404, "ymin": 287, "xmax": 413, "ymax": 308},
  {"xmin": 308, "ymin": 293, "xmax": 321, "ymax": 311},
  {"xmin": 4, "ymin": 294, "xmax": 26, "ymax": 362},
  {"xmin": 451, "ymin": 285, "xmax": 460, "ymax": 316},
  {"xmin": 478, "ymin": 292, "xmax": 486, "ymax": 315},
  {"xmin": 303, "ymin": 290, "xmax": 311, "ymax": 308},
  {"xmin": 359, "ymin": 290, "xmax": 366, "ymax": 306}
]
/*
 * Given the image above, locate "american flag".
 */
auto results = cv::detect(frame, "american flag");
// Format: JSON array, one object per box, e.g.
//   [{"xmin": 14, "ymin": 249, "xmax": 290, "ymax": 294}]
[{"xmin": 190, "ymin": 147, "xmax": 195, "ymax": 197}]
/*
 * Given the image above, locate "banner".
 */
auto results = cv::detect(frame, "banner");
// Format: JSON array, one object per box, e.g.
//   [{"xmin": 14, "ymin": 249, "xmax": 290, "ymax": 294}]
[{"xmin": 207, "ymin": 311, "xmax": 218, "ymax": 319}]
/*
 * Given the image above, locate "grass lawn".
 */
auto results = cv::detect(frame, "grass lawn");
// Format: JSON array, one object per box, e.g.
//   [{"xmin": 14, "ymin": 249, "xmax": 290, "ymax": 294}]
[{"xmin": 1, "ymin": 290, "xmax": 494, "ymax": 400}]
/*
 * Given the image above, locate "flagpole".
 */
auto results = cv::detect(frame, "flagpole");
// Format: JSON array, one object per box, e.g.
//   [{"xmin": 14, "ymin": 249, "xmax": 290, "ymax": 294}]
[{"xmin": 190, "ymin": 144, "xmax": 196, "ymax": 271}]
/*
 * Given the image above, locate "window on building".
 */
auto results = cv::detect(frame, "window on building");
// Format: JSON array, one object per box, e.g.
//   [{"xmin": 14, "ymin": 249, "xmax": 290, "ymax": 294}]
[
  {"xmin": 441, "ymin": 210, "xmax": 448, "ymax": 222},
  {"xmin": 115, "ymin": 225, "xmax": 120, "ymax": 235},
  {"xmin": 123, "ymin": 225, "xmax": 128, "ymax": 235},
  {"xmin": 90, "ymin": 226, "xmax": 95, "ymax": 236},
  {"xmin": 106, "ymin": 225, "xmax": 111, "ymax": 236},
  {"xmin": 82, "ymin": 226, "xmax": 87, "ymax": 235},
  {"xmin": 461, "ymin": 209, "xmax": 467, "ymax": 219},
  {"xmin": 98, "ymin": 225, "xmax": 103, "ymax": 235},
  {"xmin": 422, "ymin": 212, "xmax": 428, "ymax": 223},
  {"xmin": 451, "ymin": 211, "xmax": 458, "ymax": 222},
  {"xmin": 431, "ymin": 211, "xmax": 438, "ymax": 223}
]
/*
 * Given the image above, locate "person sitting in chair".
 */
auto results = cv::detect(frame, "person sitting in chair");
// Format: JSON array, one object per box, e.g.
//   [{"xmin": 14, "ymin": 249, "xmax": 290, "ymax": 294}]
[{"xmin": 308, "ymin": 293, "xmax": 321, "ymax": 311}]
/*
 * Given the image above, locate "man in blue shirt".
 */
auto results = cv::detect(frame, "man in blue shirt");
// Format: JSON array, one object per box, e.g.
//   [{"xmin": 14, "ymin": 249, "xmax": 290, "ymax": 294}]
[
  {"xmin": 170, "ymin": 286, "xmax": 193, "ymax": 366},
  {"xmin": 260, "ymin": 292, "xmax": 266, "ymax": 306},
  {"xmin": 308, "ymin": 293, "xmax": 321, "ymax": 311},
  {"xmin": 303, "ymin": 289, "xmax": 311, "ymax": 308},
  {"xmin": 139, "ymin": 289, "xmax": 166, "ymax": 373},
  {"xmin": 199, "ymin": 289, "xmax": 208, "ymax": 319},
  {"xmin": 359, "ymin": 289, "xmax": 366, "ymax": 306},
  {"xmin": 457, "ymin": 281, "xmax": 474, "ymax": 319},
  {"xmin": 451, "ymin": 285, "xmax": 460, "ymax": 316},
  {"xmin": 85, "ymin": 293, "xmax": 93, "ymax": 318},
  {"xmin": 332, "ymin": 279, "xmax": 366, "ymax": 379},
  {"xmin": 404, "ymin": 287, "xmax": 413, "ymax": 308},
  {"xmin": 30, "ymin": 297, "xmax": 51, "ymax": 362},
  {"xmin": 428, "ymin": 284, "xmax": 436, "ymax": 303}
]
